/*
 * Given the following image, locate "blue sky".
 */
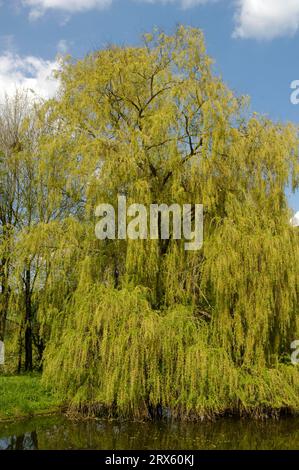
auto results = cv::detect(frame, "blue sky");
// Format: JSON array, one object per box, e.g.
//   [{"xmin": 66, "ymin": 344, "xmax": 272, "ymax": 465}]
[{"xmin": 1, "ymin": 0, "xmax": 299, "ymax": 210}]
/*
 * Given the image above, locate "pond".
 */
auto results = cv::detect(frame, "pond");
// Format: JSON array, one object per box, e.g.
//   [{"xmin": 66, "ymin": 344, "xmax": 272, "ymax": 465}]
[{"xmin": 1, "ymin": 415, "xmax": 299, "ymax": 450}]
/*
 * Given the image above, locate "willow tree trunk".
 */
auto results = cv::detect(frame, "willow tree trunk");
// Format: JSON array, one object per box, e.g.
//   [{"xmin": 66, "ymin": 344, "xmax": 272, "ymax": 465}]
[
  {"xmin": 0, "ymin": 311, "xmax": 6, "ymax": 343},
  {"xmin": 0, "ymin": 260, "xmax": 9, "ymax": 342},
  {"xmin": 24, "ymin": 267, "xmax": 33, "ymax": 371}
]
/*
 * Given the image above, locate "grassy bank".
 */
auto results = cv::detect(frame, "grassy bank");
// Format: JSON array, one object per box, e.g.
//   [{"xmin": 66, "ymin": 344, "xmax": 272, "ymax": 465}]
[{"xmin": 0, "ymin": 375, "xmax": 62, "ymax": 421}]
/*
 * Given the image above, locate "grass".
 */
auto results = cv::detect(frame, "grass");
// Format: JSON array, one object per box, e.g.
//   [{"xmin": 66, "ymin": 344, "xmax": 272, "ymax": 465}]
[{"xmin": 0, "ymin": 374, "xmax": 62, "ymax": 421}]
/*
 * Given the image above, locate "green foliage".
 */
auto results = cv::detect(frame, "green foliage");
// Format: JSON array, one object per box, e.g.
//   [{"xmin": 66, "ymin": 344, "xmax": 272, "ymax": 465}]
[
  {"xmin": 1, "ymin": 26, "xmax": 299, "ymax": 419},
  {"xmin": 43, "ymin": 277, "xmax": 299, "ymax": 419}
]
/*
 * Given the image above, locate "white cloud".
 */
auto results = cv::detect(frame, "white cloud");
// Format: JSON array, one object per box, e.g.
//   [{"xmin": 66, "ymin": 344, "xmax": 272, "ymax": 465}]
[
  {"xmin": 22, "ymin": 0, "xmax": 112, "ymax": 19},
  {"xmin": 141, "ymin": 0, "xmax": 299, "ymax": 39},
  {"xmin": 22, "ymin": 0, "xmax": 216, "ymax": 18},
  {"xmin": 19, "ymin": 0, "xmax": 299, "ymax": 40},
  {"xmin": 0, "ymin": 52, "xmax": 59, "ymax": 100},
  {"xmin": 137, "ymin": 0, "xmax": 214, "ymax": 6},
  {"xmin": 234, "ymin": 0, "xmax": 299, "ymax": 40},
  {"xmin": 290, "ymin": 211, "xmax": 299, "ymax": 227}
]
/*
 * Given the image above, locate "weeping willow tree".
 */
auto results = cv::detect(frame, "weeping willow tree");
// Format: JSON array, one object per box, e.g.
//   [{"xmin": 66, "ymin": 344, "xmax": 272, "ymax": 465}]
[{"xmin": 3, "ymin": 27, "xmax": 299, "ymax": 417}]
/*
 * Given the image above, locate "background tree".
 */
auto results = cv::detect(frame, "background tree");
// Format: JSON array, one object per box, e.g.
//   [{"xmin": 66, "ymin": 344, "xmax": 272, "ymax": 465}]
[
  {"xmin": 0, "ymin": 91, "xmax": 83, "ymax": 371},
  {"xmin": 0, "ymin": 92, "xmax": 30, "ymax": 343}
]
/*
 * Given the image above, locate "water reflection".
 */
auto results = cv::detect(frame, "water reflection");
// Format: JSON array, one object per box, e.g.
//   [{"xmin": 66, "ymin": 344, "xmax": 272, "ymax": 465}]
[
  {"xmin": 0, "ymin": 431, "xmax": 38, "ymax": 450},
  {"xmin": 0, "ymin": 416, "xmax": 299, "ymax": 450}
]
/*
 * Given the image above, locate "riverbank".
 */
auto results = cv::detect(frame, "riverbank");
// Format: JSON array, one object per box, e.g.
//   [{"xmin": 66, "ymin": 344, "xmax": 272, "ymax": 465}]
[
  {"xmin": 1, "ymin": 372, "xmax": 299, "ymax": 423},
  {"xmin": 0, "ymin": 375, "xmax": 62, "ymax": 422}
]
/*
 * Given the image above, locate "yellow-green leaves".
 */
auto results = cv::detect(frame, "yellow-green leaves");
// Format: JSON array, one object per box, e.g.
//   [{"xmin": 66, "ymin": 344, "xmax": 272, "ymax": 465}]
[{"xmin": 2, "ymin": 27, "xmax": 299, "ymax": 417}]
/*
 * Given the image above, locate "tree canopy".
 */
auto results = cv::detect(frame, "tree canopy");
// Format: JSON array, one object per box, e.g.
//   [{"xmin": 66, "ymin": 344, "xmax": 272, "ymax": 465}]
[{"xmin": 1, "ymin": 26, "xmax": 299, "ymax": 419}]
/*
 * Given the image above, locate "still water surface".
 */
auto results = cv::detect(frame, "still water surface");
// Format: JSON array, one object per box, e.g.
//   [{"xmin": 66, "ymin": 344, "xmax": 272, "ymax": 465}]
[{"xmin": 0, "ymin": 415, "xmax": 299, "ymax": 450}]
